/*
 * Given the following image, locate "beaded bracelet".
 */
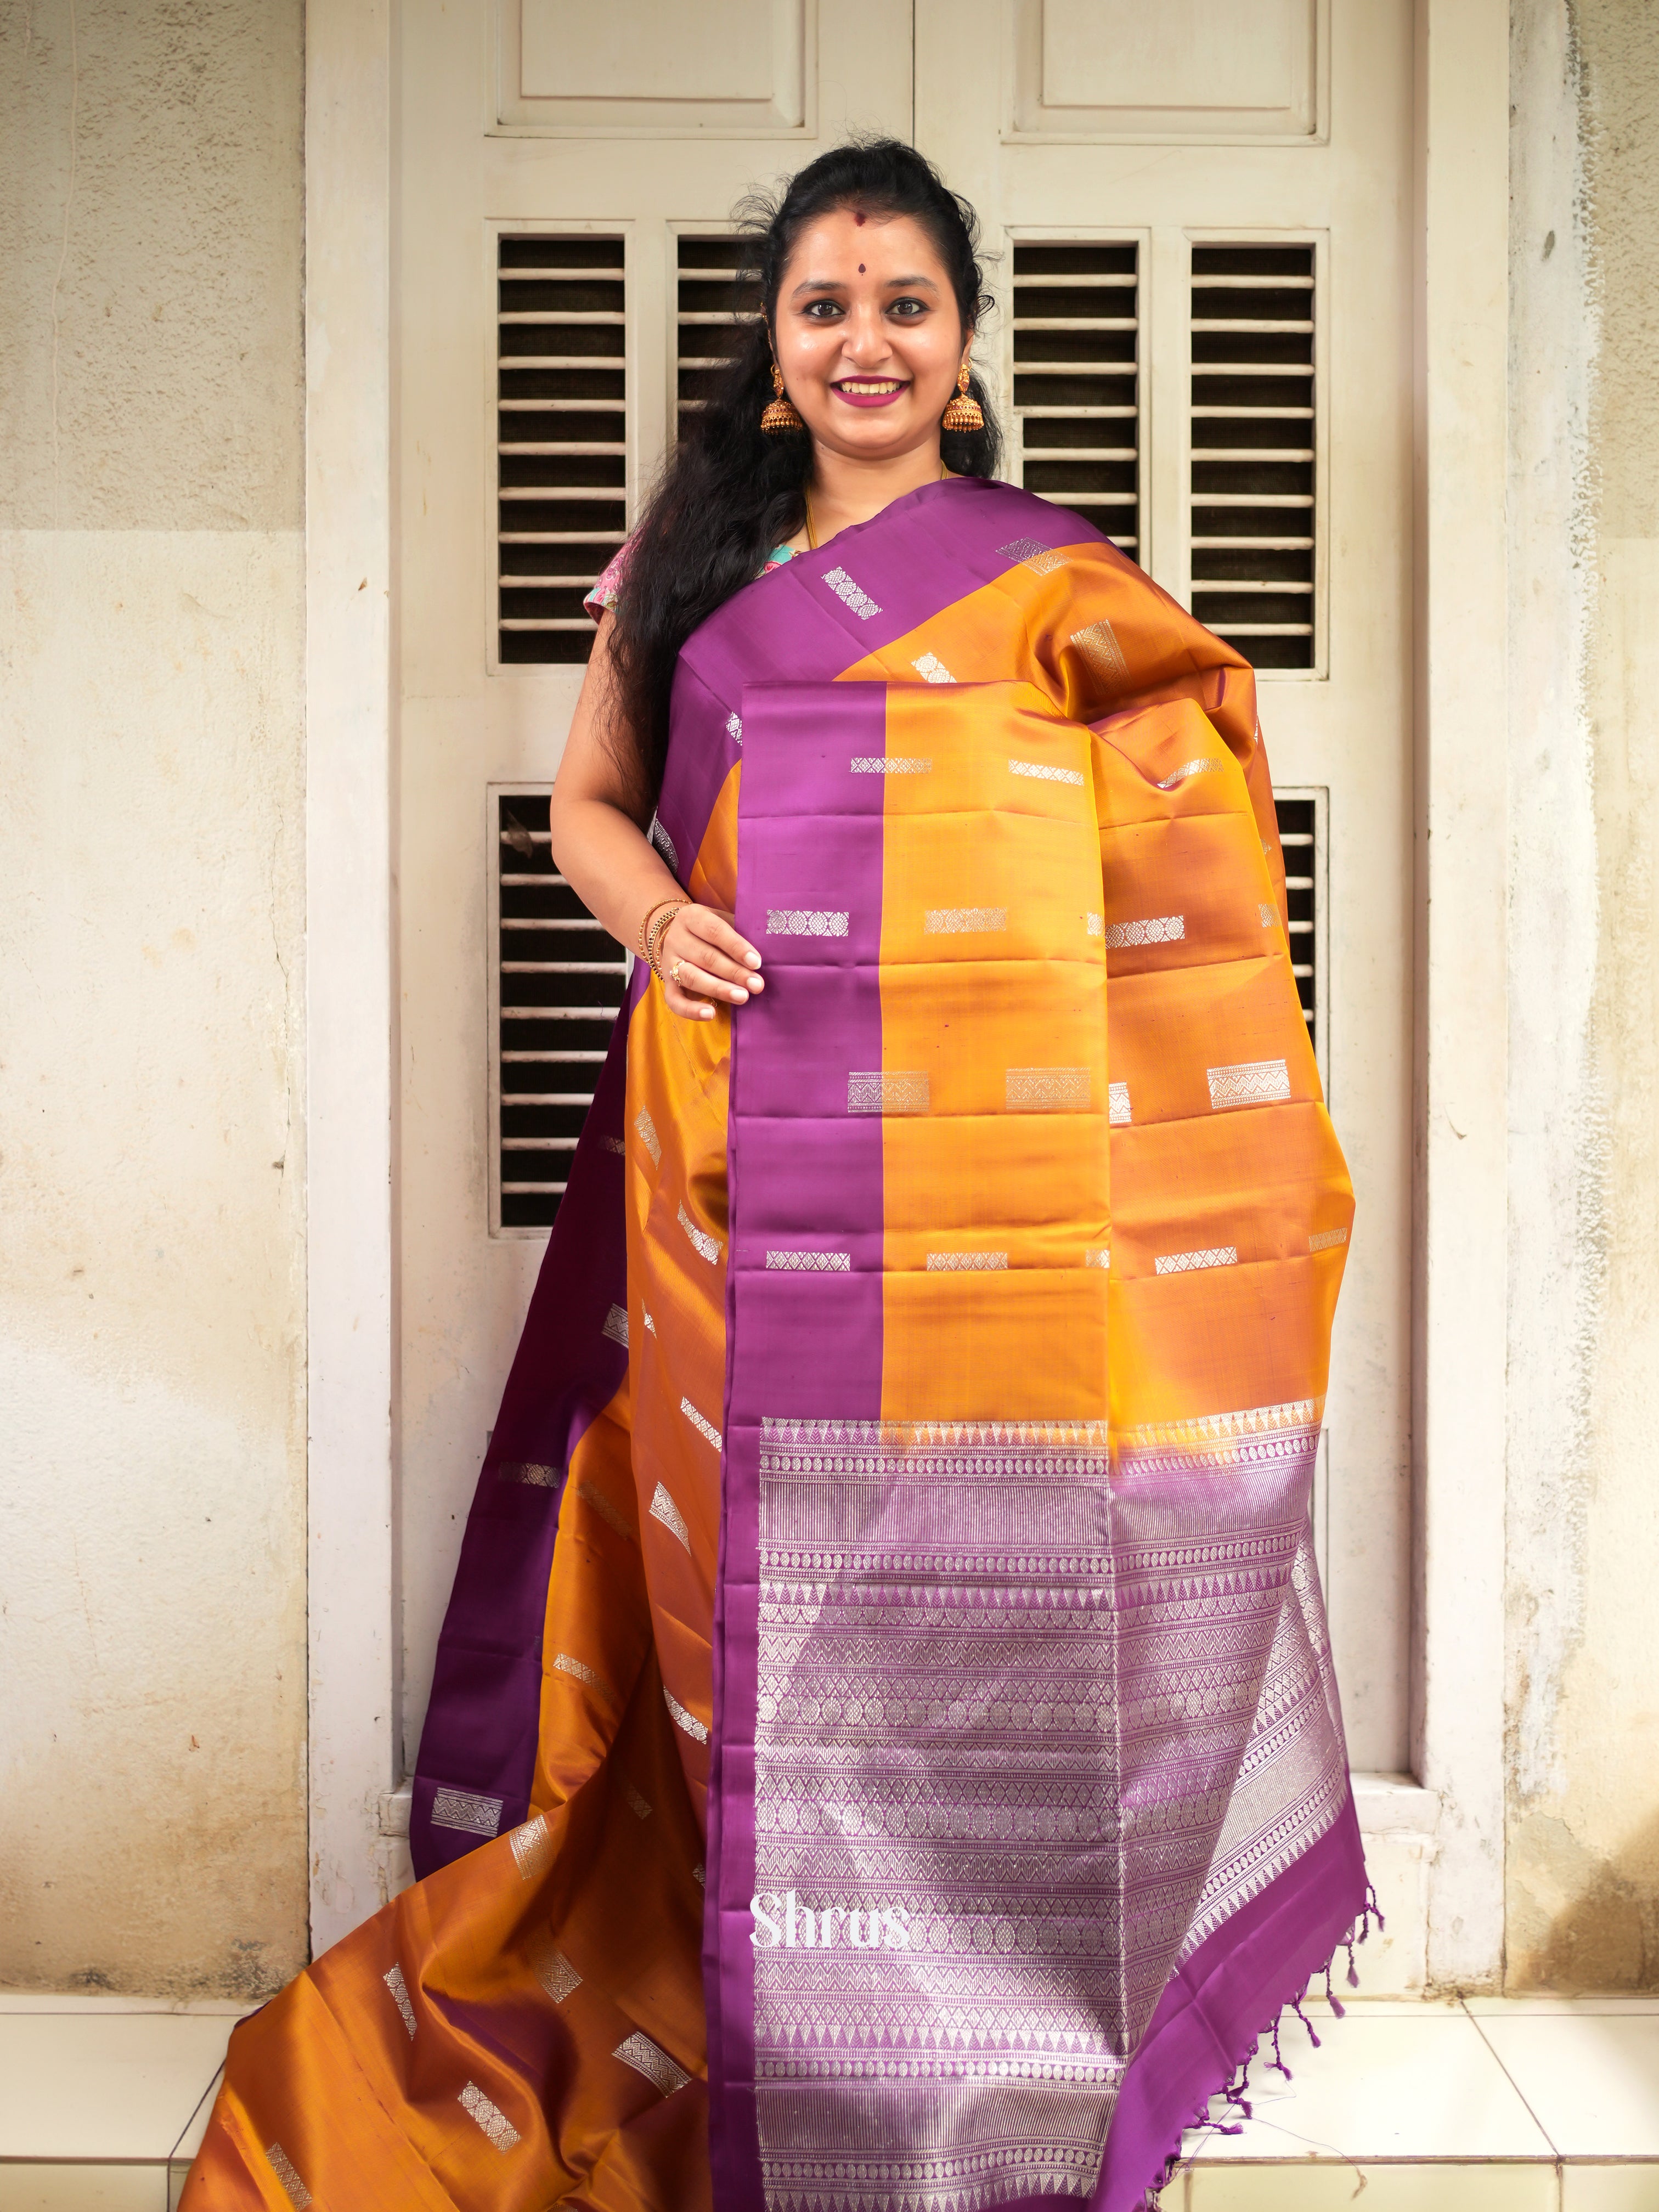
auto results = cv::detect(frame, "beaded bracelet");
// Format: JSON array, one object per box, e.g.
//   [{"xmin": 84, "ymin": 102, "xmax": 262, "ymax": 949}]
[
  {"xmin": 637, "ymin": 896, "xmax": 680, "ymax": 963},
  {"xmin": 644, "ymin": 900, "xmax": 686, "ymax": 979}
]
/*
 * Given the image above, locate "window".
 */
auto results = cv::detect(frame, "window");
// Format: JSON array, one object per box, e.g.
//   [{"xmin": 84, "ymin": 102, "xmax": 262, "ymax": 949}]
[
  {"xmin": 490, "ymin": 789, "xmax": 628, "ymax": 1233},
  {"xmin": 495, "ymin": 234, "xmax": 627, "ymax": 665}
]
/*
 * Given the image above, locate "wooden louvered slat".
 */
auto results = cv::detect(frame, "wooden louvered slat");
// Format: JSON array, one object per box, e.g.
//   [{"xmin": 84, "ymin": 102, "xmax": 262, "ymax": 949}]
[{"xmin": 496, "ymin": 235, "xmax": 627, "ymax": 667}]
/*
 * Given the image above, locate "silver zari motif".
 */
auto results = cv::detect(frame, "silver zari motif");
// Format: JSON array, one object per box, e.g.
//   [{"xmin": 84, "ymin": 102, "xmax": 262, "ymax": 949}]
[
  {"xmin": 615, "ymin": 2030, "xmax": 693, "ymax": 2096},
  {"xmin": 768, "ymin": 910, "xmax": 850, "ymax": 938},
  {"xmin": 823, "ymin": 566, "xmax": 881, "ymax": 620},
  {"xmin": 1104, "ymin": 915, "xmax": 1184, "ymax": 950},
  {"xmin": 1008, "ymin": 757, "xmax": 1085, "ymax": 788},
  {"xmin": 924, "ymin": 907, "xmax": 1006, "ymax": 935},
  {"xmin": 678, "ymin": 1201, "xmax": 723, "ymax": 1265},
  {"xmin": 459, "ymin": 2080, "xmax": 521, "ymax": 2153},
  {"xmin": 264, "ymin": 2144, "xmax": 311, "ymax": 2210},
  {"xmin": 751, "ymin": 1408, "xmax": 1346, "ymax": 2212},
  {"xmin": 1153, "ymin": 1245, "xmax": 1238, "ymax": 1276},
  {"xmin": 431, "ymin": 1787, "xmax": 503, "ymax": 1838},
  {"xmin": 384, "ymin": 1961, "xmax": 417, "ymax": 2039},
  {"xmin": 1006, "ymin": 1066, "xmax": 1090, "ymax": 1111},
  {"xmin": 848, "ymin": 1071, "xmax": 930, "ymax": 1116},
  {"xmin": 1207, "ymin": 1058, "xmax": 1291, "ymax": 1111},
  {"xmin": 1070, "ymin": 617, "xmax": 1128, "ymax": 684}
]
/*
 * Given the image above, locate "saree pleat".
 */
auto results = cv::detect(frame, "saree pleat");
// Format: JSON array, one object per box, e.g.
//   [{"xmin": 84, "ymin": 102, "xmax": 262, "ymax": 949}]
[{"xmin": 182, "ymin": 477, "xmax": 1362, "ymax": 2212}]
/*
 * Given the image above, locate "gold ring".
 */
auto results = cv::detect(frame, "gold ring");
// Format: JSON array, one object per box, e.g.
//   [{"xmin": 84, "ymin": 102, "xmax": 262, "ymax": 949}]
[{"xmin": 669, "ymin": 959, "xmax": 683, "ymax": 987}]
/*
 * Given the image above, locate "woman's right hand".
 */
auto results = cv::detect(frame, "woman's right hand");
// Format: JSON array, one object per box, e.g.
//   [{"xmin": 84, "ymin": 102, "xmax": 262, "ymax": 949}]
[{"xmin": 656, "ymin": 904, "xmax": 765, "ymax": 1022}]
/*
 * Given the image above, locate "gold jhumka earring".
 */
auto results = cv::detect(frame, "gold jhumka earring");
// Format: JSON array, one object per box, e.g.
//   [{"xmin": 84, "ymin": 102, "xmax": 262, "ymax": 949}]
[
  {"xmin": 941, "ymin": 360, "xmax": 985, "ymax": 433},
  {"xmin": 760, "ymin": 363, "xmax": 805, "ymax": 435}
]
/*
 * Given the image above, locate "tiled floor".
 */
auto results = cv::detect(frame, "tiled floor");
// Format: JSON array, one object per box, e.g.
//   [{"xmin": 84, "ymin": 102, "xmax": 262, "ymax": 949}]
[{"xmin": 2, "ymin": 1993, "xmax": 1657, "ymax": 2208}]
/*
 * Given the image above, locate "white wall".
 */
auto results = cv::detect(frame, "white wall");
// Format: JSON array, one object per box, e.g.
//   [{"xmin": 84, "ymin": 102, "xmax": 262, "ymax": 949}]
[
  {"xmin": 1506, "ymin": 0, "xmax": 1659, "ymax": 1991},
  {"xmin": 0, "ymin": 1, "xmax": 308, "ymax": 1996}
]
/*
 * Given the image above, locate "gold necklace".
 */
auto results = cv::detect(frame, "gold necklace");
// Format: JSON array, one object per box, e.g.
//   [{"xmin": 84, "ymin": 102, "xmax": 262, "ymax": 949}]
[{"xmin": 804, "ymin": 461, "xmax": 947, "ymax": 554}]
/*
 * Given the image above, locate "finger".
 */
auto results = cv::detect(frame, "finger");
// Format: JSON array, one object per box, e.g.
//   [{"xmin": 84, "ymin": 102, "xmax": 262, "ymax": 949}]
[
  {"xmin": 670, "ymin": 958, "xmax": 753, "ymax": 1006},
  {"xmin": 684, "ymin": 907, "xmax": 763, "ymax": 971},
  {"xmin": 670, "ymin": 938, "xmax": 763, "ymax": 991},
  {"xmin": 663, "ymin": 978, "xmax": 716, "ymax": 1022}
]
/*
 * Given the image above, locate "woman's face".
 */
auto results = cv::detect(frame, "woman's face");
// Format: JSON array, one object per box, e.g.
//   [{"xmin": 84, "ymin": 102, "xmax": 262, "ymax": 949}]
[{"xmin": 772, "ymin": 207, "xmax": 968, "ymax": 465}]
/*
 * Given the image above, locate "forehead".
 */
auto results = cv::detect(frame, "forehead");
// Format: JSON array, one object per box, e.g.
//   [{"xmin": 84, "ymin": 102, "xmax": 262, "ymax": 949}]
[{"xmin": 781, "ymin": 208, "xmax": 948, "ymax": 284}]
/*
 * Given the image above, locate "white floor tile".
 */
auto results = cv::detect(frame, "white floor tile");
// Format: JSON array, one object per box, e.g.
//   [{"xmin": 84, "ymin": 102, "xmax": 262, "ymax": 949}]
[
  {"xmin": 1188, "ymin": 2007, "xmax": 1554, "ymax": 2163},
  {"xmin": 1562, "ymin": 2166, "xmax": 1659, "ymax": 2211},
  {"xmin": 0, "ymin": 2169, "xmax": 168, "ymax": 2211},
  {"xmin": 1188, "ymin": 2164, "xmax": 1559, "ymax": 2210},
  {"xmin": 0, "ymin": 2018, "xmax": 234, "ymax": 2162},
  {"xmin": 1476, "ymin": 2014, "xmax": 1659, "ymax": 2158}
]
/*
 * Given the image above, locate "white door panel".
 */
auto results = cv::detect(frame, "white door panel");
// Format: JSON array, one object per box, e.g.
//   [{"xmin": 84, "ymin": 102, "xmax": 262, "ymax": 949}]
[
  {"xmin": 918, "ymin": 0, "xmax": 1414, "ymax": 1772},
  {"xmin": 397, "ymin": 0, "xmax": 1413, "ymax": 1787},
  {"xmin": 396, "ymin": 0, "xmax": 913, "ymax": 1768}
]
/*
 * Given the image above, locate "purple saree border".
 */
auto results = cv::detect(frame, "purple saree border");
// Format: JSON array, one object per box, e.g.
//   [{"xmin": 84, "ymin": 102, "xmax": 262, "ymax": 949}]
[
  {"xmin": 707, "ymin": 680, "xmax": 890, "ymax": 2210},
  {"xmin": 409, "ymin": 1017, "xmax": 632, "ymax": 1875},
  {"xmin": 1094, "ymin": 1788, "xmax": 1368, "ymax": 2210}
]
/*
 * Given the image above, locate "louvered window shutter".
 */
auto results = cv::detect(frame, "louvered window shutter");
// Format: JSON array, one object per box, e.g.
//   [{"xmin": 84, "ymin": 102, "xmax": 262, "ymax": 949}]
[
  {"xmin": 491, "ymin": 791, "xmax": 628, "ymax": 1233},
  {"xmin": 1011, "ymin": 241, "xmax": 1141, "ymax": 558},
  {"xmin": 496, "ymin": 235, "xmax": 628, "ymax": 665},
  {"xmin": 1189, "ymin": 243, "xmax": 1318, "ymax": 672}
]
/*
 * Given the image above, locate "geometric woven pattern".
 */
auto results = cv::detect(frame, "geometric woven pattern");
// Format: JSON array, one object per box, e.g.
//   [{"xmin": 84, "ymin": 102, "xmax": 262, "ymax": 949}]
[
  {"xmin": 1006, "ymin": 1065, "xmax": 1091, "ymax": 1111},
  {"xmin": 678, "ymin": 1201, "xmax": 722, "ymax": 1264},
  {"xmin": 265, "ymin": 2143, "xmax": 311, "ymax": 2209},
  {"xmin": 1207, "ymin": 1058, "xmax": 1291, "ymax": 1111},
  {"xmin": 1069, "ymin": 617, "xmax": 1128, "ymax": 684},
  {"xmin": 614, "ymin": 2031, "xmax": 692, "ymax": 2096},
  {"xmin": 751, "ymin": 1409, "xmax": 1345, "ymax": 2212},
  {"xmin": 430, "ymin": 1787, "xmax": 503, "ymax": 1838},
  {"xmin": 1153, "ymin": 1244, "xmax": 1238, "ymax": 1275},
  {"xmin": 1008, "ymin": 757, "xmax": 1085, "ymax": 788},
  {"xmin": 1154, "ymin": 758, "xmax": 1227, "ymax": 789},
  {"xmin": 911, "ymin": 652, "xmax": 955, "ymax": 684},
  {"xmin": 923, "ymin": 906, "xmax": 1006, "ymax": 934}
]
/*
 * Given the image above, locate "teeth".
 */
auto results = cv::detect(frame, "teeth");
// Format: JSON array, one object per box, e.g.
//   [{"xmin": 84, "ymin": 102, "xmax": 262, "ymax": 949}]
[{"xmin": 840, "ymin": 381, "xmax": 902, "ymax": 394}]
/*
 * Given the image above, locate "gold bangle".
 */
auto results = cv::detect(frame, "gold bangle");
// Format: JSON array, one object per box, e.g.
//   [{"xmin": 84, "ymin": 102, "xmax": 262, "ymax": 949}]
[
  {"xmin": 645, "ymin": 900, "xmax": 685, "ymax": 979},
  {"xmin": 638, "ymin": 896, "xmax": 679, "ymax": 962}
]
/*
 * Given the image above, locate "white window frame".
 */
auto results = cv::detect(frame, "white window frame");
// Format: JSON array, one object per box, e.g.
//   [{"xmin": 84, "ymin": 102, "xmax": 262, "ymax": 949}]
[{"xmin": 307, "ymin": 0, "xmax": 1510, "ymax": 1991}]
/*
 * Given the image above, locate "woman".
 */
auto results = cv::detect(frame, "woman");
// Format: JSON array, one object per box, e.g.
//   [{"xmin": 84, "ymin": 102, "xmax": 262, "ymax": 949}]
[{"xmin": 184, "ymin": 140, "xmax": 1364, "ymax": 2212}]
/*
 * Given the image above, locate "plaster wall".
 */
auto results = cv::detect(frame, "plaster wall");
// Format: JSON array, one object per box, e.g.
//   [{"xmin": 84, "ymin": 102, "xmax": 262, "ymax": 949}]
[
  {"xmin": 0, "ymin": 1, "xmax": 308, "ymax": 1995},
  {"xmin": 1506, "ymin": 0, "xmax": 1659, "ymax": 1990}
]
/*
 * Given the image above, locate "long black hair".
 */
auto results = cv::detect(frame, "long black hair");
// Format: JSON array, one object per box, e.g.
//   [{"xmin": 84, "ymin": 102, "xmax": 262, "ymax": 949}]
[{"xmin": 606, "ymin": 138, "xmax": 1001, "ymax": 806}]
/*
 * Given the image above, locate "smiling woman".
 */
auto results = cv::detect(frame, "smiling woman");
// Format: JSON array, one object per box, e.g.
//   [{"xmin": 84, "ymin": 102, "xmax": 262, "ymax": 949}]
[{"xmin": 183, "ymin": 137, "xmax": 1365, "ymax": 2212}]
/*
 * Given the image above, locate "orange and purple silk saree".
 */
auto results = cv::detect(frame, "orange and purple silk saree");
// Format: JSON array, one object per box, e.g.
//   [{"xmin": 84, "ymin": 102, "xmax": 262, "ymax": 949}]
[{"xmin": 184, "ymin": 476, "xmax": 1364, "ymax": 2212}]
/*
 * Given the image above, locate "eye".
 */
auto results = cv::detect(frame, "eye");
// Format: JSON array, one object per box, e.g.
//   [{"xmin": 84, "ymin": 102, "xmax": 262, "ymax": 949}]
[
  {"xmin": 802, "ymin": 297, "xmax": 844, "ymax": 320},
  {"xmin": 888, "ymin": 296, "xmax": 930, "ymax": 319}
]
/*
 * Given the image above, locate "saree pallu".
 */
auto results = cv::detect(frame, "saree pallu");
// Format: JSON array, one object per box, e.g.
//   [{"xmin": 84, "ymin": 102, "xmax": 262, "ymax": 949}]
[{"xmin": 183, "ymin": 476, "xmax": 1364, "ymax": 2212}]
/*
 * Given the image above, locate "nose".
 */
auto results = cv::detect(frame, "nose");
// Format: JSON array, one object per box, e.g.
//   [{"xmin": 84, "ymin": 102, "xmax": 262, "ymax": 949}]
[{"xmin": 836, "ymin": 301, "xmax": 898, "ymax": 371}]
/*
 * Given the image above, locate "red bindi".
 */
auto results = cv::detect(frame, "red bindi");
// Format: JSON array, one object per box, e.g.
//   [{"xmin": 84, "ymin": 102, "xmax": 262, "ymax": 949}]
[
  {"xmin": 858, "ymin": 262, "xmax": 866, "ymax": 273},
  {"xmin": 854, "ymin": 210, "xmax": 866, "ymax": 225}
]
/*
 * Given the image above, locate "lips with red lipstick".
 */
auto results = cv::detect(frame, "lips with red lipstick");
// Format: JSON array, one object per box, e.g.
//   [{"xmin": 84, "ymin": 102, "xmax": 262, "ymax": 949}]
[{"xmin": 831, "ymin": 377, "xmax": 911, "ymax": 409}]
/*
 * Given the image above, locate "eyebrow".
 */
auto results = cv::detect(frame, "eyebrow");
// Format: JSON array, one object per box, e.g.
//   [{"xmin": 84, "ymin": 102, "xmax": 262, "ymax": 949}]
[{"xmin": 787, "ymin": 272, "xmax": 942, "ymax": 302}]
